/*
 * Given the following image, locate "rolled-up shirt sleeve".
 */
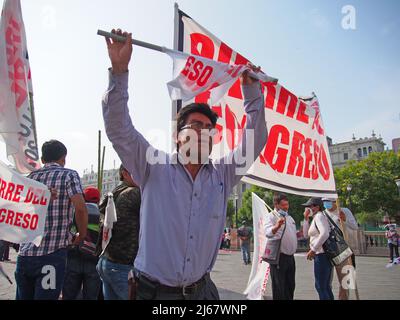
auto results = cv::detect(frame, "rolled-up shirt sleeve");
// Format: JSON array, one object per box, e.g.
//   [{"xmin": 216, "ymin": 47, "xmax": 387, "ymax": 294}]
[
  {"xmin": 222, "ymin": 82, "xmax": 268, "ymax": 189},
  {"xmin": 102, "ymin": 70, "xmax": 155, "ymax": 187}
]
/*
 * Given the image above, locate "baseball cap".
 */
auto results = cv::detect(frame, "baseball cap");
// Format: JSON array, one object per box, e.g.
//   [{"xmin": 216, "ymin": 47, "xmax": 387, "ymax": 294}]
[
  {"xmin": 83, "ymin": 187, "xmax": 100, "ymax": 204},
  {"xmin": 321, "ymin": 197, "xmax": 336, "ymax": 202},
  {"xmin": 301, "ymin": 197, "xmax": 324, "ymax": 208}
]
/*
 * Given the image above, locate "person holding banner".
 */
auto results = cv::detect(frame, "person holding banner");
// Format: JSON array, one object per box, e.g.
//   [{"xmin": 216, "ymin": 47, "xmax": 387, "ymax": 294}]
[
  {"xmin": 15, "ymin": 140, "xmax": 88, "ymax": 300},
  {"xmin": 102, "ymin": 29, "xmax": 267, "ymax": 300},
  {"xmin": 264, "ymin": 193, "xmax": 298, "ymax": 300},
  {"xmin": 302, "ymin": 198, "xmax": 334, "ymax": 300}
]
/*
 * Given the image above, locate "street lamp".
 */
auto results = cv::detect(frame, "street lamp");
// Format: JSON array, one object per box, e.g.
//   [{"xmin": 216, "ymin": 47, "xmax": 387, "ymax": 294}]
[
  {"xmin": 395, "ymin": 178, "xmax": 400, "ymax": 196},
  {"xmin": 346, "ymin": 184, "xmax": 353, "ymax": 211}
]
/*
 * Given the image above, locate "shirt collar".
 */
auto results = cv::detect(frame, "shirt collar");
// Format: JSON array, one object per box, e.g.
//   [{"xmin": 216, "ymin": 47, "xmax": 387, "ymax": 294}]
[
  {"xmin": 43, "ymin": 162, "xmax": 62, "ymax": 168},
  {"xmin": 171, "ymin": 150, "xmax": 212, "ymax": 170}
]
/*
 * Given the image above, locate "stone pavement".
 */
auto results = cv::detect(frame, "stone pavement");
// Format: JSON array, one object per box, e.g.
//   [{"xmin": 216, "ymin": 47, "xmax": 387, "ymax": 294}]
[{"xmin": 1, "ymin": 249, "xmax": 399, "ymax": 300}]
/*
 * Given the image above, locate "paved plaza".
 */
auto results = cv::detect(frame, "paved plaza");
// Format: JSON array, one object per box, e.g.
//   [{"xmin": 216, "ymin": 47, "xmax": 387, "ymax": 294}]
[{"xmin": 1, "ymin": 249, "xmax": 399, "ymax": 300}]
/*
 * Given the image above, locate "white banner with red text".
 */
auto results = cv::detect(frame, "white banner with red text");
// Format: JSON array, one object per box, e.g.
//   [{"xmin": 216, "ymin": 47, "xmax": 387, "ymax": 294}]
[
  {"xmin": 243, "ymin": 193, "xmax": 271, "ymax": 300},
  {"xmin": 175, "ymin": 7, "xmax": 337, "ymax": 198},
  {"xmin": 0, "ymin": 160, "xmax": 50, "ymax": 246},
  {"xmin": 0, "ymin": 0, "xmax": 40, "ymax": 174}
]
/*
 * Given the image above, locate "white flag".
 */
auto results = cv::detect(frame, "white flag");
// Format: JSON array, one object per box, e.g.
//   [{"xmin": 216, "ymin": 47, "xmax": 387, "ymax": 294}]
[
  {"xmin": 165, "ymin": 48, "xmax": 277, "ymax": 104},
  {"xmin": 0, "ymin": 0, "xmax": 40, "ymax": 174},
  {"xmin": 101, "ymin": 192, "xmax": 117, "ymax": 254},
  {"xmin": 243, "ymin": 193, "xmax": 271, "ymax": 300},
  {"xmin": 0, "ymin": 160, "xmax": 50, "ymax": 246}
]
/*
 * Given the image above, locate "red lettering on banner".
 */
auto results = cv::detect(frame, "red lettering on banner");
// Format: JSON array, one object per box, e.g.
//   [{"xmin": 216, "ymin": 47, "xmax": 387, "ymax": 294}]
[
  {"xmin": 318, "ymin": 144, "xmax": 330, "ymax": 180},
  {"xmin": 190, "ymin": 33, "xmax": 214, "ymax": 59},
  {"xmin": 303, "ymin": 138, "xmax": 313, "ymax": 179},
  {"xmin": 277, "ymin": 87, "xmax": 298, "ymax": 118},
  {"xmin": 14, "ymin": 212, "xmax": 23, "ymax": 227},
  {"xmin": 297, "ymin": 101, "xmax": 309, "ymax": 124},
  {"xmin": 217, "ymin": 42, "xmax": 233, "ymax": 63},
  {"xmin": 22, "ymin": 213, "xmax": 30, "ymax": 229},
  {"xmin": 5, "ymin": 15, "xmax": 27, "ymax": 108},
  {"xmin": 188, "ymin": 60, "xmax": 203, "ymax": 81},
  {"xmin": 5, "ymin": 209, "xmax": 14, "ymax": 224},
  {"xmin": 263, "ymin": 82, "xmax": 277, "ymax": 110},
  {"xmin": 181, "ymin": 56, "xmax": 214, "ymax": 87},
  {"xmin": 262, "ymin": 125, "xmax": 290, "ymax": 173},
  {"xmin": 287, "ymin": 131, "xmax": 305, "ymax": 177},
  {"xmin": 225, "ymin": 105, "xmax": 246, "ymax": 151},
  {"xmin": 24, "ymin": 187, "xmax": 48, "ymax": 205},
  {"xmin": 0, "ymin": 208, "xmax": 39, "ymax": 230},
  {"xmin": 30, "ymin": 214, "xmax": 38, "ymax": 230},
  {"xmin": 181, "ymin": 56, "xmax": 195, "ymax": 77},
  {"xmin": 14, "ymin": 184, "xmax": 24, "ymax": 202},
  {"xmin": 260, "ymin": 125, "xmax": 330, "ymax": 180},
  {"xmin": 211, "ymin": 106, "xmax": 223, "ymax": 145}
]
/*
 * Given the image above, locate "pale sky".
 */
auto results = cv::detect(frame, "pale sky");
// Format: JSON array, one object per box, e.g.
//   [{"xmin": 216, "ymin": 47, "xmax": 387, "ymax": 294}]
[{"xmin": 1, "ymin": 0, "xmax": 399, "ymax": 176}]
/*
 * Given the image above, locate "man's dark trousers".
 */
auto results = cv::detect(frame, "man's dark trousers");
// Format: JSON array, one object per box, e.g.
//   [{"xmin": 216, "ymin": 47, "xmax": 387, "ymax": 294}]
[{"xmin": 269, "ymin": 253, "xmax": 296, "ymax": 300}]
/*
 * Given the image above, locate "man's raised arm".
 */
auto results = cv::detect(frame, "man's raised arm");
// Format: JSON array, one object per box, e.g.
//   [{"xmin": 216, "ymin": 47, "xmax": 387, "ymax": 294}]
[
  {"xmin": 223, "ymin": 67, "xmax": 268, "ymax": 189},
  {"xmin": 102, "ymin": 29, "xmax": 154, "ymax": 186}
]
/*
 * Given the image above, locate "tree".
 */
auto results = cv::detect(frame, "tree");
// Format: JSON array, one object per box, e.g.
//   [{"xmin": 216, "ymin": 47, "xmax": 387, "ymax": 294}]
[
  {"xmin": 226, "ymin": 199, "xmax": 235, "ymax": 227},
  {"xmin": 237, "ymin": 185, "xmax": 308, "ymax": 227},
  {"xmin": 334, "ymin": 151, "xmax": 400, "ymax": 223}
]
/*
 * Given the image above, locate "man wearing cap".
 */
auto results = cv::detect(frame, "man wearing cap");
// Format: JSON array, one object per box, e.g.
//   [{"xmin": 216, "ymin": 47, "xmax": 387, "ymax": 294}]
[
  {"xmin": 62, "ymin": 187, "xmax": 102, "ymax": 300},
  {"xmin": 302, "ymin": 198, "xmax": 334, "ymax": 300},
  {"xmin": 322, "ymin": 197, "xmax": 358, "ymax": 300},
  {"xmin": 265, "ymin": 193, "xmax": 298, "ymax": 300}
]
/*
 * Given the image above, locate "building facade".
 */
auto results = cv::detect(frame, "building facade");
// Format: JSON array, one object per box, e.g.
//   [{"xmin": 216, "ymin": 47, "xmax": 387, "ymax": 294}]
[
  {"xmin": 328, "ymin": 132, "xmax": 386, "ymax": 169},
  {"xmin": 392, "ymin": 138, "xmax": 400, "ymax": 154},
  {"xmin": 80, "ymin": 168, "xmax": 120, "ymax": 197}
]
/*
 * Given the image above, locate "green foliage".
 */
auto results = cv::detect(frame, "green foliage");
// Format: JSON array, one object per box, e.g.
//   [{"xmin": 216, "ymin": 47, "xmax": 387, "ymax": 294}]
[
  {"xmin": 334, "ymin": 151, "xmax": 400, "ymax": 221},
  {"xmin": 226, "ymin": 199, "xmax": 235, "ymax": 227},
  {"xmin": 237, "ymin": 185, "xmax": 308, "ymax": 228}
]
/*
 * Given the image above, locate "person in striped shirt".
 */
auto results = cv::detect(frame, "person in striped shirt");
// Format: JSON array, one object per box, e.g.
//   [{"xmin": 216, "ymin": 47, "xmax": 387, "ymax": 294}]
[{"xmin": 15, "ymin": 140, "xmax": 88, "ymax": 300}]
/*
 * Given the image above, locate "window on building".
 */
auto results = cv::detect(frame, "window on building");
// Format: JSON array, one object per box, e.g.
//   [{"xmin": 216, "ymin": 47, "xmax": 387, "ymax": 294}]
[
  {"xmin": 363, "ymin": 147, "xmax": 367, "ymax": 156},
  {"xmin": 357, "ymin": 148, "xmax": 362, "ymax": 157},
  {"xmin": 368, "ymin": 146, "xmax": 372, "ymax": 153},
  {"xmin": 242, "ymin": 184, "xmax": 246, "ymax": 193},
  {"xmin": 344, "ymin": 153, "xmax": 348, "ymax": 160}
]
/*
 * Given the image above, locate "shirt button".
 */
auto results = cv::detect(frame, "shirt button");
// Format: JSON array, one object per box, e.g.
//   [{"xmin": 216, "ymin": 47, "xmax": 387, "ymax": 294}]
[
  {"xmin": 194, "ymin": 193, "xmax": 198, "ymax": 197},
  {"xmin": 187, "ymin": 258, "xmax": 190, "ymax": 262},
  {"xmin": 190, "ymin": 235, "xmax": 193, "ymax": 239}
]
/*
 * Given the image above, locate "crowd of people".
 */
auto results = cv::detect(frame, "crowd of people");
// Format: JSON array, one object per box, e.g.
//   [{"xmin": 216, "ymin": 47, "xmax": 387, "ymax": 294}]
[{"xmin": 4, "ymin": 28, "xmax": 397, "ymax": 301}]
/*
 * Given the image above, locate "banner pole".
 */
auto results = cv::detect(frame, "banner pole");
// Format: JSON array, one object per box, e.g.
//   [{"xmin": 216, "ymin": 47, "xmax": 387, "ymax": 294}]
[{"xmin": 97, "ymin": 30, "xmax": 165, "ymax": 53}]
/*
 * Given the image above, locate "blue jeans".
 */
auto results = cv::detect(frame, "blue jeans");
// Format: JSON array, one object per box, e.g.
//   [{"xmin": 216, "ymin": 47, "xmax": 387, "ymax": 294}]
[
  {"xmin": 96, "ymin": 256, "xmax": 133, "ymax": 300},
  {"xmin": 62, "ymin": 251, "xmax": 101, "ymax": 300},
  {"xmin": 15, "ymin": 249, "xmax": 67, "ymax": 300},
  {"xmin": 314, "ymin": 253, "xmax": 334, "ymax": 300},
  {"xmin": 241, "ymin": 242, "xmax": 251, "ymax": 264}
]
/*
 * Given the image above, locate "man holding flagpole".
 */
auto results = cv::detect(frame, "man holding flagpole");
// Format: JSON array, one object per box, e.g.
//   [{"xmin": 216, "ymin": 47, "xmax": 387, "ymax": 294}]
[{"xmin": 102, "ymin": 29, "xmax": 268, "ymax": 300}]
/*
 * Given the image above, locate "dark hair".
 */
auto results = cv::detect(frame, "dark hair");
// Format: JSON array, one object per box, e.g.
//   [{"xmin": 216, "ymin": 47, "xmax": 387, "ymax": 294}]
[
  {"xmin": 176, "ymin": 103, "xmax": 218, "ymax": 132},
  {"xmin": 119, "ymin": 164, "xmax": 127, "ymax": 181},
  {"xmin": 41, "ymin": 140, "xmax": 67, "ymax": 163},
  {"xmin": 273, "ymin": 193, "xmax": 289, "ymax": 205}
]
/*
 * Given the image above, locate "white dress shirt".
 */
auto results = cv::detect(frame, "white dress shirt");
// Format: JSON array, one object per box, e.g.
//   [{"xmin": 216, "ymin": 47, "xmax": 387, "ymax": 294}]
[
  {"xmin": 265, "ymin": 210, "xmax": 298, "ymax": 255},
  {"xmin": 303, "ymin": 211, "xmax": 330, "ymax": 254}
]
